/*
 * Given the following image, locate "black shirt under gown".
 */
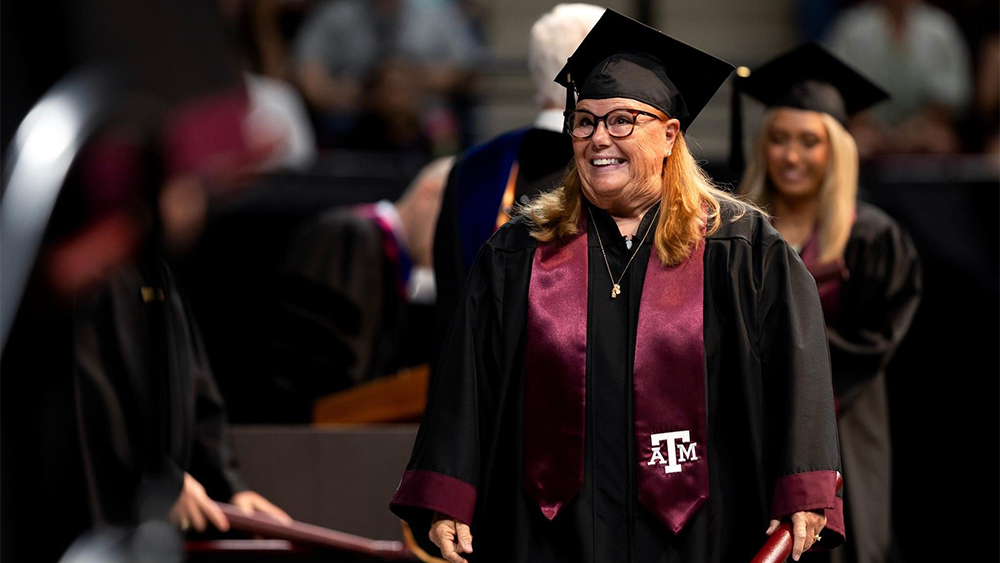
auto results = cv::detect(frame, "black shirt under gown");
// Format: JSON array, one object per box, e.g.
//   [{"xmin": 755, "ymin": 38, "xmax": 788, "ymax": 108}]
[{"xmin": 392, "ymin": 199, "xmax": 843, "ymax": 563}]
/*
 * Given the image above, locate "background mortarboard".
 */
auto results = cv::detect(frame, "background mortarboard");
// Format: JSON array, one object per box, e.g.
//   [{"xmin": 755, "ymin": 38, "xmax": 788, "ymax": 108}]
[
  {"xmin": 741, "ymin": 43, "xmax": 888, "ymax": 124},
  {"xmin": 555, "ymin": 9, "xmax": 734, "ymax": 132},
  {"xmin": 728, "ymin": 43, "xmax": 888, "ymax": 174}
]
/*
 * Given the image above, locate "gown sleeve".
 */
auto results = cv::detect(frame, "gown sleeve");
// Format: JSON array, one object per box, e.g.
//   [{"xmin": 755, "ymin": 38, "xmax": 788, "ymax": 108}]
[
  {"xmin": 827, "ymin": 217, "xmax": 921, "ymax": 404},
  {"xmin": 390, "ymin": 239, "xmax": 505, "ymax": 528},
  {"xmin": 757, "ymin": 228, "xmax": 846, "ymax": 545},
  {"xmin": 430, "ymin": 159, "xmax": 466, "ymax": 372},
  {"xmin": 183, "ymin": 298, "xmax": 248, "ymax": 501}
]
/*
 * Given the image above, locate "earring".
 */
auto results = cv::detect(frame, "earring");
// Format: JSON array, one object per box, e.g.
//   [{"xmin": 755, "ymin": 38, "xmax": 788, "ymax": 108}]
[{"xmin": 667, "ymin": 150, "xmax": 672, "ymax": 157}]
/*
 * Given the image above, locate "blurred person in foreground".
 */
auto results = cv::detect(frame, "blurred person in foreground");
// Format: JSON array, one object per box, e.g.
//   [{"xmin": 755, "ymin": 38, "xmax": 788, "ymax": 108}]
[
  {"xmin": 390, "ymin": 10, "xmax": 844, "ymax": 563},
  {"xmin": 825, "ymin": 0, "xmax": 972, "ymax": 157},
  {"xmin": 1, "ymin": 84, "xmax": 290, "ymax": 562},
  {"xmin": 739, "ymin": 44, "xmax": 922, "ymax": 563},
  {"xmin": 433, "ymin": 3, "xmax": 604, "ymax": 364},
  {"xmin": 269, "ymin": 156, "xmax": 453, "ymax": 414}
]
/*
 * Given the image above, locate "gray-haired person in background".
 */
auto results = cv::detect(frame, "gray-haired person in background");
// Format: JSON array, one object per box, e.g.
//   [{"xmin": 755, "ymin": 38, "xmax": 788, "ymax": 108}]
[{"xmin": 431, "ymin": 4, "xmax": 606, "ymax": 365}]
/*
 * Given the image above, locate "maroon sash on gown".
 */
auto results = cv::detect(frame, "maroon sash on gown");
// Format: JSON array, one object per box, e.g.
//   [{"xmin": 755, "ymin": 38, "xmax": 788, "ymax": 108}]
[{"xmin": 523, "ymin": 222, "xmax": 708, "ymax": 534}]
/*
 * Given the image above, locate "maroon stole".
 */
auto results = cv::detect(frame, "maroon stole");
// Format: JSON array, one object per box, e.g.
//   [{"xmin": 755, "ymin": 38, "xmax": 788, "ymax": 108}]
[
  {"xmin": 523, "ymin": 225, "xmax": 708, "ymax": 535},
  {"xmin": 799, "ymin": 234, "xmax": 850, "ymax": 319}
]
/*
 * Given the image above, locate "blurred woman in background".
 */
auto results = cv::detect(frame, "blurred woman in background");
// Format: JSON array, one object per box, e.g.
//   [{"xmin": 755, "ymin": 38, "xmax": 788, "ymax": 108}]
[{"xmin": 740, "ymin": 43, "xmax": 922, "ymax": 563}]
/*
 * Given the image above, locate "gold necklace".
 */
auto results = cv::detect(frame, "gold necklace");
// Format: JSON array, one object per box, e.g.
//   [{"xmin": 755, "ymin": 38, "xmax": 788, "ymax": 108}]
[{"xmin": 588, "ymin": 205, "xmax": 660, "ymax": 299}]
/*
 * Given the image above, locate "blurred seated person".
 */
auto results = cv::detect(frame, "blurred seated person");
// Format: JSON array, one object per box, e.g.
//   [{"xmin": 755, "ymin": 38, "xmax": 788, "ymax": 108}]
[
  {"xmin": 270, "ymin": 156, "xmax": 452, "ymax": 410},
  {"xmin": 970, "ymin": 30, "xmax": 999, "ymax": 157},
  {"xmin": 291, "ymin": 0, "xmax": 481, "ymax": 147},
  {"xmin": 336, "ymin": 59, "xmax": 434, "ymax": 161},
  {"xmin": 825, "ymin": 0, "xmax": 972, "ymax": 156},
  {"xmin": 244, "ymin": 72, "xmax": 317, "ymax": 172},
  {"xmin": 433, "ymin": 3, "xmax": 604, "ymax": 351}
]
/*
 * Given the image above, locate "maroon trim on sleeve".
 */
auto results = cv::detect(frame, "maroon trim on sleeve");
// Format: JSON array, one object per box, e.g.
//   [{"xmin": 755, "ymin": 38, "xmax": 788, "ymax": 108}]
[
  {"xmin": 770, "ymin": 470, "xmax": 838, "ymax": 519},
  {"xmin": 389, "ymin": 470, "xmax": 477, "ymax": 525}
]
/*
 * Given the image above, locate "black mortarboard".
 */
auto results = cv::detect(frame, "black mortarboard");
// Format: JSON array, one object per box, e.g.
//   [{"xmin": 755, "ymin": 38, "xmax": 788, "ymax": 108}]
[
  {"xmin": 728, "ymin": 43, "xmax": 888, "ymax": 174},
  {"xmin": 555, "ymin": 9, "xmax": 734, "ymax": 132},
  {"xmin": 741, "ymin": 43, "xmax": 888, "ymax": 125}
]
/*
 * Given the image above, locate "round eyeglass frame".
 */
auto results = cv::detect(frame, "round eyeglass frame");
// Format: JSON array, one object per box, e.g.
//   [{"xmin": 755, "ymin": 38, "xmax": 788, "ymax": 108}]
[{"xmin": 565, "ymin": 108, "xmax": 664, "ymax": 139}]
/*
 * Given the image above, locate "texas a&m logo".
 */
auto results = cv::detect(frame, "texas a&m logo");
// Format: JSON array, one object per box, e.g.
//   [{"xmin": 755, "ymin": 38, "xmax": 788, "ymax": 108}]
[{"xmin": 646, "ymin": 430, "xmax": 698, "ymax": 474}]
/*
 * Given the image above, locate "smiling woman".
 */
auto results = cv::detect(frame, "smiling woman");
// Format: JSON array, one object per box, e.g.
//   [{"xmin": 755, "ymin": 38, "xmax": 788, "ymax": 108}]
[
  {"xmin": 744, "ymin": 106, "xmax": 857, "ymax": 261},
  {"xmin": 390, "ymin": 10, "xmax": 845, "ymax": 563}
]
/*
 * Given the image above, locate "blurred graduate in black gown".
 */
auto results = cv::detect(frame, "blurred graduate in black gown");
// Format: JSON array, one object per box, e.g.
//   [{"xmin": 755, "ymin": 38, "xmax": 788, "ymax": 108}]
[
  {"xmin": 0, "ymin": 0, "xmax": 290, "ymax": 557},
  {"xmin": 739, "ymin": 44, "xmax": 922, "ymax": 563}
]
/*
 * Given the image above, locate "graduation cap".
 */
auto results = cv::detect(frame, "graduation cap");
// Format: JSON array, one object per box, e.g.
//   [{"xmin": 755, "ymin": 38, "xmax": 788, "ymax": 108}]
[
  {"xmin": 741, "ymin": 43, "xmax": 888, "ymax": 125},
  {"xmin": 728, "ymin": 43, "xmax": 888, "ymax": 173},
  {"xmin": 555, "ymin": 9, "xmax": 734, "ymax": 132}
]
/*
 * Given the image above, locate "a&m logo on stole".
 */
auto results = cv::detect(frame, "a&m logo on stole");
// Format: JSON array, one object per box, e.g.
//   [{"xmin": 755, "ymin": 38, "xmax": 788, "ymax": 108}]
[{"xmin": 646, "ymin": 430, "xmax": 698, "ymax": 474}]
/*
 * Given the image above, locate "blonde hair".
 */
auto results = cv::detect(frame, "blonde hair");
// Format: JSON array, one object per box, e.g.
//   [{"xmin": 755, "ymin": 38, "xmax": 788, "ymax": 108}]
[
  {"xmin": 740, "ymin": 110, "xmax": 857, "ymax": 264},
  {"xmin": 522, "ymin": 132, "xmax": 748, "ymax": 266}
]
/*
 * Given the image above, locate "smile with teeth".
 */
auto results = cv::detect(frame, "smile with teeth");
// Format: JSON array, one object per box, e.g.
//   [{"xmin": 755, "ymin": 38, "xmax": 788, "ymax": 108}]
[{"xmin": 591, "ymin": 158, "xmax": 626, "ymax": 167}]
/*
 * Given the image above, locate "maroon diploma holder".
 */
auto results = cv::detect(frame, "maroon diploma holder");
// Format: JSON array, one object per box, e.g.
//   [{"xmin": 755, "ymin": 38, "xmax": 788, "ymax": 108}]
[{"xmin": 184, "ymin": 503, "xmax": 418, "ymax": 561}]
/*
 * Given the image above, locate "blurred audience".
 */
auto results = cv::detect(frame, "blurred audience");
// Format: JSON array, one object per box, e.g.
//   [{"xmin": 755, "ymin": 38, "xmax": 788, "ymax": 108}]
[
  {"xmin": 218, "ymin": 0, "xmax": 318, "ymax": 172},
  {"xmin": 339, "ymin": 58, "xmax": 436, "ymax": 160},
  {"xmin": 974, "ymin": 34, "xmax": 1000, "ymax": 156},
  {"xmin": 245, "ymin": 72, "xmax": 318, "ymax": 172},
  {"xmin": 291, "ymin": 0, "xmax": 482, "ymax": 151},
  {"xmin": 959, "ymin": 10, "xmax": 999, "ymax": 158},
  {"xmin": 825, "ymin": 0, "xmax": 972, "ymax": 156}
]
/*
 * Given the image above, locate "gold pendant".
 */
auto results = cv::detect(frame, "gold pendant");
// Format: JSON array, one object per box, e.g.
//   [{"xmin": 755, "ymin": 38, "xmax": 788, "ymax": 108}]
[{"xmin": 611, "ymin": 284, "xmax": 621, "ymax": 299}]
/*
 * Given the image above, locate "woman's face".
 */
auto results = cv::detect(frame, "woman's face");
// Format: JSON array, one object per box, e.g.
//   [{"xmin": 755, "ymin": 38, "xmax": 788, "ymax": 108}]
[
  {"xmin": 765, "ymin": 108, "xmax": 830, "ymax": 201},
  {"xmin": 571, "ymin": 97, "xmax": 678, "ymax": 214}
]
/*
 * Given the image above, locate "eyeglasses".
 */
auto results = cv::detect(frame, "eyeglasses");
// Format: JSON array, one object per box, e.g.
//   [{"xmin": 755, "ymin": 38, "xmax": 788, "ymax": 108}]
[{"xmin": 565, "ymin": 108, "xmax": 663, "ymax": 139}]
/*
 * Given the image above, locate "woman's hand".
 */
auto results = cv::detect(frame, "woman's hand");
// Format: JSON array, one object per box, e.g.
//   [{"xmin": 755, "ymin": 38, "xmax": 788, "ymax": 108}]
[
  {"xmin": 230, "ymin": 490, "xmax": 293, "ymax": 525},
  {"xmin": 765, "ymin": 509, "xmax": 826, "ymax": 561},
  {"xmin": 169, "ymin": 473, "xmax": 230, "ymax": 533},
  {"xmin": 429, "ymin": 512, "xmax": 473, "ymax": 563}
]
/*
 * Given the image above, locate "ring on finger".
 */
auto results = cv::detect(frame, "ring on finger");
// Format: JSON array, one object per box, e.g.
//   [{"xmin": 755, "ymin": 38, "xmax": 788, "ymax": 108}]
[{"xmin": 180, "ymin": 517, "xmax": 191, "ymax": 531}]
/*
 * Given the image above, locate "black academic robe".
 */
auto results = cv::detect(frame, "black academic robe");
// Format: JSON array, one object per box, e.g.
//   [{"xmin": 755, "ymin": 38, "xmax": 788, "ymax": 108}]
[
  {"xmin": 273, "ymin": 206, "xmax": 432, "ymax": 400},
  {"xmin": 392, "ymin": 200, "xmax": 844, "ymax": 563},
  {"xmin": 432, "ymin": 128, "xmax": 572, "ymax": 365},
  {"xmin": 805, "ymin": 201, "xmax": 921, "ymax": 563},
  {"xmin": 1, "ymin": 256, "xmax": 245, "ymax": 562}
]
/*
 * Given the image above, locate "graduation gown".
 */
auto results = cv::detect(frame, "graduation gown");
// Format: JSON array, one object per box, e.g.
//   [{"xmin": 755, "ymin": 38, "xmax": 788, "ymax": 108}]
[
  {"xmin": 392, "ymin": 199, "xmax": 845, "ymax": 563},
  {"xmin": 1, "ymin": 255, "xmax": 246, "ymax": 561},
  {"xmin": 272, "ymin": 204, "xmax": 432, "ymax": 404},
  {"xmin": 805, "ymin": 201, "xmax": 921, "ymax": 563}
]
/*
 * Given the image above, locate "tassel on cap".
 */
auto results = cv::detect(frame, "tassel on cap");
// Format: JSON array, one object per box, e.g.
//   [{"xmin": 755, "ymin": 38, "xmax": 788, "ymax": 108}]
[
  {"xmin": 728, "ymin": 66, "xmax": 750, "ymax": 177},
  {"xmin": 563, "ymin": 73, "xmax": 576, "ymax": 135}
]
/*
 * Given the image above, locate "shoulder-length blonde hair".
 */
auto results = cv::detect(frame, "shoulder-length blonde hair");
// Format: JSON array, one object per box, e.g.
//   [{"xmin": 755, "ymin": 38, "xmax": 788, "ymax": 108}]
[
  {"xmin": 740, "ymin": 109, "xmax": 858, "ymax": 264},
  {"xmin": 521, "ymin": 131, "xmax": 747, "ymax": 266}
]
